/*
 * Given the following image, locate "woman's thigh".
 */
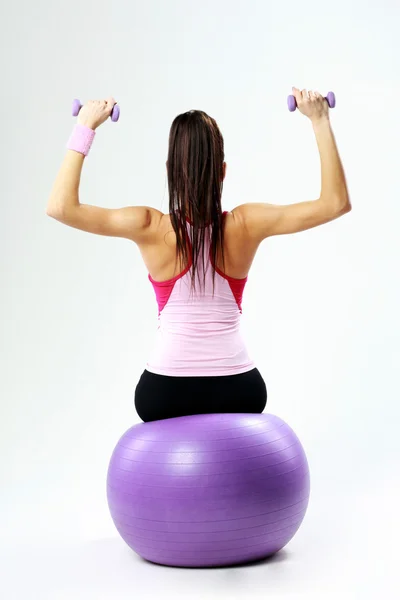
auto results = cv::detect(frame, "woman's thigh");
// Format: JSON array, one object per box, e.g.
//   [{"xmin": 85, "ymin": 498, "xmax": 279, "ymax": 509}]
[{"xmin": 134, "ymin": 368, "xmax": 267, "ymax": 422}]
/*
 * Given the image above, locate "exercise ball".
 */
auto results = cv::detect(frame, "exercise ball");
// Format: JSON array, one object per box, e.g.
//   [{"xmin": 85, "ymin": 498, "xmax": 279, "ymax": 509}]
[{"xmin": 107, "ymin": 413, "xmax": 310, "ymax": 567}]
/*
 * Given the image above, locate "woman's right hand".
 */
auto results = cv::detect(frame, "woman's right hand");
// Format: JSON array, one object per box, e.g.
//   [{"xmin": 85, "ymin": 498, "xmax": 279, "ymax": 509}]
[{"xmin": 292, "ymin": 87, "xmax": 330, "ymax": 123}]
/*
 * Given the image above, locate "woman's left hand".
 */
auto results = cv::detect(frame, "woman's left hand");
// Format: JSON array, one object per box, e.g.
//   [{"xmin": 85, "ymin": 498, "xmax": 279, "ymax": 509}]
[{"xmin": 77, "ymin": 96, "xmax": 117, "ymax": 130}]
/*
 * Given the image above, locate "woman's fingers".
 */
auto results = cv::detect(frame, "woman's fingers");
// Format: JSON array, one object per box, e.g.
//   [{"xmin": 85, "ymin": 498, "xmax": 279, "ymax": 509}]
[
  {"xmin": 105, "ymin": 96, "xmax": 117, "ymax": 113},
  {"xmin": 292, "ymin": 86, "xmax": 302, "ymax": 103}
]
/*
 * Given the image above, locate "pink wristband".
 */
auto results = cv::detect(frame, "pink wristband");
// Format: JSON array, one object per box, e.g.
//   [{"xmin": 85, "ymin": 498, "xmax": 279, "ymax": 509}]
[{"xmin": 67, "ymin": 124, "xmax": 96, "ymax": 156}]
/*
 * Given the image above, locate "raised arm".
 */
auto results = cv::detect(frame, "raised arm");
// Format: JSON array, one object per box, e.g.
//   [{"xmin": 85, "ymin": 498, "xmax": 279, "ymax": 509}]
[
  {"xmin": 46, "ymin": 150, "xmax": 162, "ymax": 242},
  {"xmin": 46, "ymin": 97, "xmax": 163, "ymax": 244},
  {"xmin": 233, "ymin": 88, "xmax": 351, "ymax": 242}
]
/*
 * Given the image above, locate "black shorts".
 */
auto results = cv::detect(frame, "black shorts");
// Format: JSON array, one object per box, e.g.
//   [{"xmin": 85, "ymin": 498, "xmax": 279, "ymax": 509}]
[{"xmin": 134, "ymin": 367, "xmax": 267, "ymax": 422}]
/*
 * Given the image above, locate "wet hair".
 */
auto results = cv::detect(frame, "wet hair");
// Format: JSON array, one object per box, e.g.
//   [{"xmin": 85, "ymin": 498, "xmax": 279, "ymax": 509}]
[{"xmin": 167, "ymin": 109, "xmax": 225, "ymax": 293}]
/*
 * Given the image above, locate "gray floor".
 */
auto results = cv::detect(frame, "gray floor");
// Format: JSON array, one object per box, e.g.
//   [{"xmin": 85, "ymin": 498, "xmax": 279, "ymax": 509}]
[{"xmin": 2, "ymin": 484, "xmax": 397, "ymax": 600}]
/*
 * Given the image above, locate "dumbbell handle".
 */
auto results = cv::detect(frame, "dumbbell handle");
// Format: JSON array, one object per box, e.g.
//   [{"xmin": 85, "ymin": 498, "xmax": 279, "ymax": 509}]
[
  {"xmin": 287, "ymin": 91, "xmax": 336, "ymax": 112},
  {"xmin": 72, "ymin": 98, "xmax": 120, "ymax": 122}
]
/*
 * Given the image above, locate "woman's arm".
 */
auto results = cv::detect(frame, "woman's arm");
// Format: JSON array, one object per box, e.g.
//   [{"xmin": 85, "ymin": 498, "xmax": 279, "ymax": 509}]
[
  {"xmin": 233, "ymin": 89, "xmax": 351, "ymax": 241},
  {"xmin": 46, "ymin": 98, "xmax": 162, "ymax": 243},
  {"xmin": 46, "ymin": 150, "xmax": 162, "ymax": 242}
]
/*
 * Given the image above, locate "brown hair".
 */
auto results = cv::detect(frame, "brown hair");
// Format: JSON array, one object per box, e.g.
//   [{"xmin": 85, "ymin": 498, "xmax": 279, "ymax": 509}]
[{"xmin": 167, "ymin": 109, "xmax": 225, "ymax": 293}]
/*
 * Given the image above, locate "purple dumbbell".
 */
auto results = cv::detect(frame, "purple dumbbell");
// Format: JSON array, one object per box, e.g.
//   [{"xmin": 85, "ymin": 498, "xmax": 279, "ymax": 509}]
[
  {"xmin": 287, "ymin": 91, "xmax": 336, "ymax": 112},
  {"xmin": 72, "ymin": 98, "xmax": 120, "ymax": 122}
]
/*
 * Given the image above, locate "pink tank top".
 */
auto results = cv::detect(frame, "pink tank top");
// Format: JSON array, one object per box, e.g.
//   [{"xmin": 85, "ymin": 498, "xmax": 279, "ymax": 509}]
[{"xmin": 145, "ymin": 212, "xmax": 255, "ymax": 376}]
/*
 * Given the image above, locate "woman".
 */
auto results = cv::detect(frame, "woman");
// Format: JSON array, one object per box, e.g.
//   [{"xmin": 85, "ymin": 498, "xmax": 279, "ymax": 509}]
[{"xmin": 47, "ymin": 87, "xmax": 351, "ymax": 422}]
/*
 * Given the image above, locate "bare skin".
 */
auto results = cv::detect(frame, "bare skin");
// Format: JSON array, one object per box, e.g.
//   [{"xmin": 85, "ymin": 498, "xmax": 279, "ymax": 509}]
[
  {"xmin": 47, "ymin": 89, "xmax": 351, "ymax": 281},
  {"xmin": 137, "ymin": 209, "xmax": 255, "ymax": 281}
]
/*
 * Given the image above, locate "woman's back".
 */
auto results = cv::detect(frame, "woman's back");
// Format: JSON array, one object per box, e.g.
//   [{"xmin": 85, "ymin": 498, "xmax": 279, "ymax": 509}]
[
  {"xmin": 145, "ymin": 211, "xmax": 256, "ymax": 377},
  {"xmin": 139, "ymin": 208, "xmax": 259, "ymax": 283}
]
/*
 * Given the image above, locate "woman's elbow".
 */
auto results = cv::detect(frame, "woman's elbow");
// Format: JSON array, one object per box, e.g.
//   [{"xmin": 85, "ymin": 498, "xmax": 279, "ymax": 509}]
[
  {"xmin": 340, "ymin": 196, "xmax": 352, "ymax": 215},
  {"xmin": 46, "ymin": 201, "xmax": 65, "ymax": 220},
  {"xmin": 335, "ymin": 194, "xmax": 352, "ymax": 218}
]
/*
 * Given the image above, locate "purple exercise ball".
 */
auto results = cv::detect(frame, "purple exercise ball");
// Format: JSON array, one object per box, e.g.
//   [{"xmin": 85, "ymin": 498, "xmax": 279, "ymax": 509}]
[{"xmin": 107, "ymin": 413, "xmax": 310, "ymax": 568}]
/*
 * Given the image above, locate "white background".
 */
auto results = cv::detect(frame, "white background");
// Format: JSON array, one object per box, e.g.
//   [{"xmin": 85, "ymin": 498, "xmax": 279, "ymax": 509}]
[{"xmin": 1, "ymin": 0, "xmax": 399, "ymax": 598}]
